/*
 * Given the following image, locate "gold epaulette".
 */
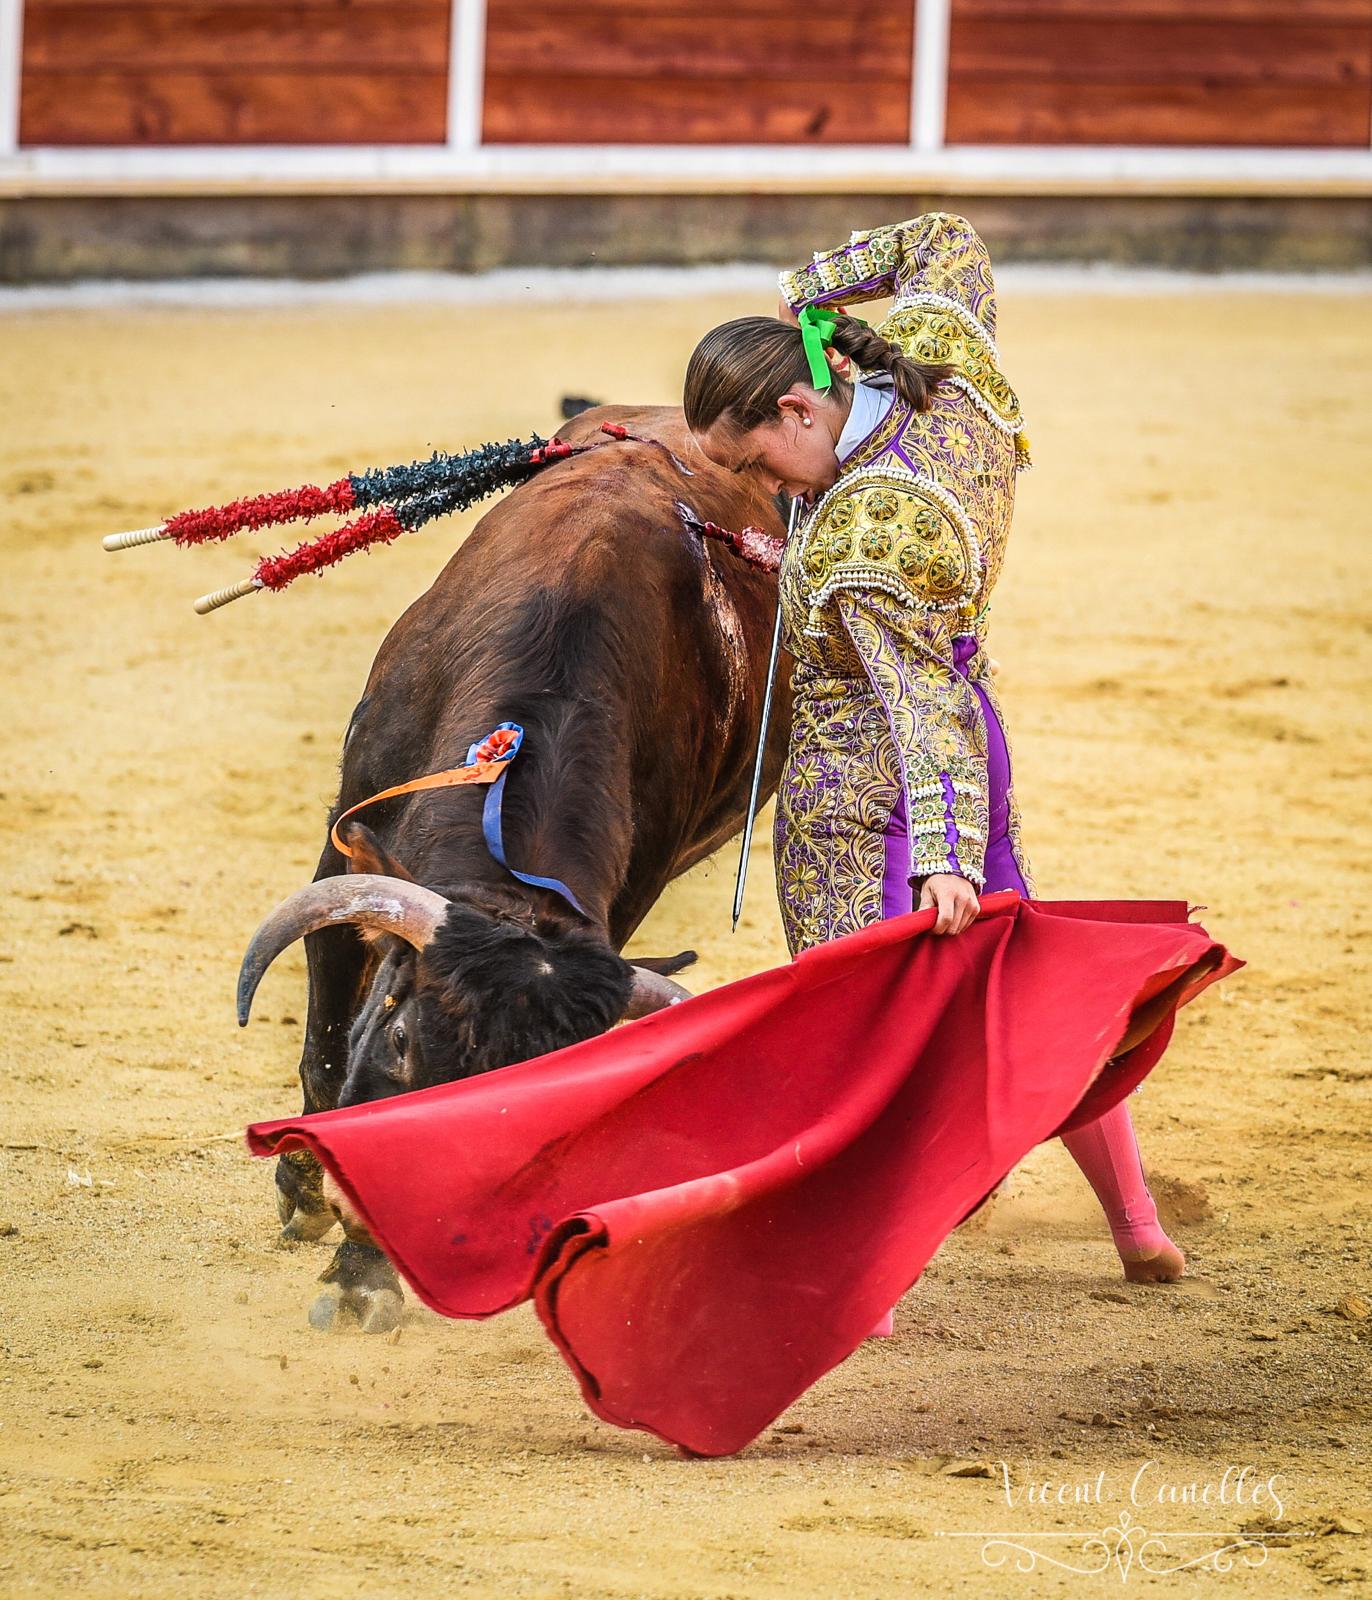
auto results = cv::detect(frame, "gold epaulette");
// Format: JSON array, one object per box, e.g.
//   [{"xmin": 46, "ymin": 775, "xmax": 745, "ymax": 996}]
[
  {"xmin": 798, "ymin": 467, "xmax": 981, "ymax": 635},
  {"xmin": 879, "ymin": 302, "xmax": 1024, "ymax": 437}
]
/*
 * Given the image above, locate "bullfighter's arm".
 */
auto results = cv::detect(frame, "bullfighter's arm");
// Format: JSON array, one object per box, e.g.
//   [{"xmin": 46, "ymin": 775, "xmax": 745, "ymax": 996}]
[
  {"xmin": 835, "ymin": 588, "xmax": 987, "ymax": 890},
  {"xmin": 778, "ymin": 213, "xmax": 993, "ymax": 324},
  {"xmin": 792, "ymin": 469, "xmax": 989, "ymax": 887}
]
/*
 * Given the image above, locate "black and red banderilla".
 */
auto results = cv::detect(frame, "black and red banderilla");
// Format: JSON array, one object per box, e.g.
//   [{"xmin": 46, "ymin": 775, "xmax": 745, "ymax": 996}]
[{"xmin": 102, "ymin": 424, "xmax": 776, "ymax": 614}]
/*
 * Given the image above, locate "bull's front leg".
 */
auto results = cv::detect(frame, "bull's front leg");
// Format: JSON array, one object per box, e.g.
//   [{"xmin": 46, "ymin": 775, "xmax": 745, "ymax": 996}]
[
  {"xmin": 275, "ymin": 917, "xmax": 361, "ymax": 1243},
  {"xmin": 275, "ymin": 1147, "xmax": 334, "ymax": 1242},
  {"xmin": 310, "ymin": 1241, "xmax": 405, "ymax": 1335},
  {"xmin": 278, "ymin": 838, "xmax": 406, "ymax": 1334},
  {"xmin": 309, "ymin": 1173, "xmax": 405, "ymax": 1335},
  {"xmin": 283, "ymin": 921, "xmax": 406, "ymax": 1333}
]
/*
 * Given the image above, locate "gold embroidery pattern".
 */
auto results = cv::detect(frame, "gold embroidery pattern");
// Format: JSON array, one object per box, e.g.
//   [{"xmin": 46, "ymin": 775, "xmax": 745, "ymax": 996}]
[
  {"xmin": 778, "ymin": 212, "xmax": 1001, "ymax": 338},
  {"xmin": 835, "ymin": 383, "xmax": 1018, "ymax": 605},
  {"xmin": 837, "ymin": 591, "xmax": 990, "ymax": 888},
  {"xmin": 972, "ymin": 669, "xmax": 1038, "ymax": 897},
  {"xmin": 797, "ymin": 468, "xmax": 981, "ymax": 651},
  {"xmin": 773, "ymin": 668, "xmax": 900, "ymax": 955},
  {"xmin": 890, "ymin": 289, "xmax": 999, "ymax": 357},
  {"xmin": 776, "ymin": 553, "xmax": 1034, "ymax": 949},
  {"xmin": 880, "ymin": 305, "xmax": 1023, "ymax": 432},
  {"xmin": 778, "ymin": 212, "xmax": 1028, "ymax": 471}
]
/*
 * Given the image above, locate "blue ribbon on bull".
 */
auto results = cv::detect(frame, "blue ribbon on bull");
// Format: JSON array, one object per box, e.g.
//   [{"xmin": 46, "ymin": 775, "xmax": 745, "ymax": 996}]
[
  {"xmin": 330, "ymin": 721, "xmax": 590, "ymax": 920},
  {"xmin": 476, "ymin": 723, "xmax": 591, "ymax": 920}
]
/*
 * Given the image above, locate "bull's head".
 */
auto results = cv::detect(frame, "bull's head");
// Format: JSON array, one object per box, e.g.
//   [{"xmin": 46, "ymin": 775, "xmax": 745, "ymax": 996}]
[{"xmin": 237, "ymin": 824, "xmax": 691, "ymax": 1106}]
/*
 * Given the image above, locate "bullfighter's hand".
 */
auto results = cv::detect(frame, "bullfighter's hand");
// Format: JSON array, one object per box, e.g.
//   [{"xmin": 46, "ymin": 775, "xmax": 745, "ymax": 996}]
[{"xmin": 918, "ymin": 873, "xmax": 980, "ymax": 935}]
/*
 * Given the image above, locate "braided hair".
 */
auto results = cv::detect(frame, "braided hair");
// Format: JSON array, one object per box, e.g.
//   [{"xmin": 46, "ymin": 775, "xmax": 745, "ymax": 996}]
[{"xmin": 684, "ymin": 314, "xmax": 949, "ymax": 437}]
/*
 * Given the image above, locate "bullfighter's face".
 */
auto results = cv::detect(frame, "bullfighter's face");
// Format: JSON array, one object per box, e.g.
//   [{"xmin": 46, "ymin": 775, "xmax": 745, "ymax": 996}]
[{"xmin": 694, "ymin": 388, "xmax": 851, "ymax": 504}]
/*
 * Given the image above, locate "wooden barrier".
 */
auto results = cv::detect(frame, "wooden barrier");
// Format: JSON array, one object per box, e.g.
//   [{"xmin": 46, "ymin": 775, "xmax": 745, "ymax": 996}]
[
  {"xmin": 11, "ymin": 0, "xmax": 1372, "ymax": 154},
  {"xmin": 19, "ymin": 0, "xmax": 452, "ymax": 145},
  {"xmin": 482, "ymin": 0, "xmax": 915, "ymax": 145},
  {"xmin": 946, "ymin": 0, "xmax": 1372, "ymax": 147}
]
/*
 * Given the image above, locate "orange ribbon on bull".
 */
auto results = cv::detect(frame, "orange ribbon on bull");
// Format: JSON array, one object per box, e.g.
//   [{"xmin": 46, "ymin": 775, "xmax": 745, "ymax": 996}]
[{"xmin": 330, "ymin": 725, "xmax": 522, "ymax": 858}]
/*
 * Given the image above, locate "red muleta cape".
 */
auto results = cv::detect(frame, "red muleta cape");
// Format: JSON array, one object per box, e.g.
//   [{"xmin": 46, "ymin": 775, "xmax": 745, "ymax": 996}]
[{"xmin": 246, "ymin": 892, "xmax": 1240, "ymax": 1457}]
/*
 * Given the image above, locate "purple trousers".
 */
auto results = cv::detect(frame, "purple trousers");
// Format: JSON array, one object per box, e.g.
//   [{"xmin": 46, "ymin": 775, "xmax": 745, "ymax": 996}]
[{"xmin": 882, "ymin": 636, "xmax": 1026, "ymax": 915}]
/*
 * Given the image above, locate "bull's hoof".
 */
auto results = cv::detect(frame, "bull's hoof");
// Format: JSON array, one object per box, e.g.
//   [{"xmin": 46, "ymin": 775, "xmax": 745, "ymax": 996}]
[
  {"xmin": 307, "ymin": 1239, "xmax": 405, "ymax": 1334},
  {"xmin": 278, "ymin": 1205, "xmax": 338, "ymax": 1245},
  {"xmin": 358, "ymin": 1290, "xmax": 404, "ymax": 1336},
  {"xmin": 306, "ymin": 1282, "xmax": 404, "ymax": 1335},
  {"xmin": 308, "ymin": 1284, "xmax": 347, "ymax": 1332},
  {"xmin": 275, "ymin": 1151, "xmax": 336, "ymax": 1243}
]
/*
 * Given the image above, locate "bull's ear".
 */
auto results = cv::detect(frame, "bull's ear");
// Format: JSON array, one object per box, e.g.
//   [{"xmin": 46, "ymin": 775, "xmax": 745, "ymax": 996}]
[{"xmin": 338, "ymin": 820, "xmax": 416, "ymax": 882}]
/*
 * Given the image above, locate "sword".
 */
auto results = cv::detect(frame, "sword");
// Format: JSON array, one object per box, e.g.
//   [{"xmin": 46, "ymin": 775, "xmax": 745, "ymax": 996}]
[{"xmin": 732, "ymin": 496, "xmax": 801, "ymax": 931}]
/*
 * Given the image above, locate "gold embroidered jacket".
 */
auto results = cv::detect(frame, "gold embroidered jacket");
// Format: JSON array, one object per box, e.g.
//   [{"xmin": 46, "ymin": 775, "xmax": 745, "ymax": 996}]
[{"xmin": 773, "ymin": 212, "xmax": 1035, "ymax": 955}]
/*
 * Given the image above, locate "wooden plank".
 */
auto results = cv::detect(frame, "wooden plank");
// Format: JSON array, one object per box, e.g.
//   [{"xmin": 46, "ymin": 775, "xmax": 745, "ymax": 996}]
[
  {"xmin": 484, "ymin": 13, "xmax": 911, "ymax": 81},
  {"xmin": 481, "ymin": 0, "xmax": 913, "ymax": 142},
  {"xmin": 481, "ymin": 0, "xmax": 913, "ymax": 143},
  {"xmin": 25, "ymin": 0, "xmax": 419, "ymax": 8},
  {"xmin": 946, "ymin": 78, "xmax": 1372, "ymax": 146},
  {"xmin": 951, "ymin": 0, "xmax": 1372, "ymax": 19},
  {"xmin": 482, "ymin": 74, "xmax": 912, "ymax": 144},
  {"xmin": 19, "ymin": 69, "xmax": 448, "ymax": 144},
  {"xmin": 22, "ymin": 4, "xmax": 450, "ymax": 72},
  {"xmin": 482, "ymin": 0, "xmax": 909, "ymax": 16},
  {"xmin": 950, "ymin": 18, "xmax": 1372, "ymax": 86}
]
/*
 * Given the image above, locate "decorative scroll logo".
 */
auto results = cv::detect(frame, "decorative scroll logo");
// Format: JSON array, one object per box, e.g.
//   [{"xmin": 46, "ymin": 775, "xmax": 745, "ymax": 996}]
[
  {"xmin": 937, "ymin": 1507, "xmax": 1312, "ymax": 1580},
  {"xmin": 934, "ymin": 1461, "xmax": 1313, "ymax": 1580}
]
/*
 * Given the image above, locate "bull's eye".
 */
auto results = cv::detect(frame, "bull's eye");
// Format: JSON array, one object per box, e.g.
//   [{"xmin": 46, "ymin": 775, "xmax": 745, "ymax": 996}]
[{"xmin": 392, "ymin": 1023, "xmax": 407, "ymax": 1056}]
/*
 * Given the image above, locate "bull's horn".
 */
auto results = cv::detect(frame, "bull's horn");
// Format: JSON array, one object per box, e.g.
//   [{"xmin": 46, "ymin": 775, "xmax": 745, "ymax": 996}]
[
  {"xmin": 622, "ymin": 966, "xmax": 693, "ymax": 1021},
  {"xmin": 630, "ymin": 949, "xmax": 697, "ymax": 978},
  {"xmin": 237, "ymin": 874, "xmax": 449, "ymax": 1026}
]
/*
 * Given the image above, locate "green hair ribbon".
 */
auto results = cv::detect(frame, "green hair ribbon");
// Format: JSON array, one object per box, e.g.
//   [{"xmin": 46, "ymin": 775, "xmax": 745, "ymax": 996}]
[{"xmin": 797, "ymin": 305, "xmax": 839, "ymax": 391}]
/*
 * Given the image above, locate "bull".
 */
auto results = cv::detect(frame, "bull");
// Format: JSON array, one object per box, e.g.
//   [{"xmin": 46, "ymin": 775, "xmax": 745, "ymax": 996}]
[{"xmin": 237, "ymin": 405, "xmax": 791, "ymax": 1331}]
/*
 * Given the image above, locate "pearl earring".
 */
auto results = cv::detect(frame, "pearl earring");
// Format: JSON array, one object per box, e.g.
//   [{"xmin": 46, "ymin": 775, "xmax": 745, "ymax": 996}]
[{"xmin": 802, "ymin": 417, "xmax": 812, "ymax": 428}]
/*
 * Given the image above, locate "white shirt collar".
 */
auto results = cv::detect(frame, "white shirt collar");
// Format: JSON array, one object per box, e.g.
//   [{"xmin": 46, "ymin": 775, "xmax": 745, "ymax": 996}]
[{"xmin": 835, "ymin": 373, "xmax": 896, "ymax": 464}]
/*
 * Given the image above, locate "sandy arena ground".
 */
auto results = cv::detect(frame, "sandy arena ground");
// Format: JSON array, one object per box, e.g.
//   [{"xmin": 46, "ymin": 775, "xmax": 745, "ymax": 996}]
[{"xmin": 1, "ymin": 274, "xmax": 1369, "ymax": 1598}]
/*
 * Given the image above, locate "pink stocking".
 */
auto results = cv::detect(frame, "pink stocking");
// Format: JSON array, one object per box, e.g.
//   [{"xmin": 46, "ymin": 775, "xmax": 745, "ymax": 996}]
[{"xmin": 1059, "ymin": 1099, "xmax": 1177, "ymax": 1262}]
